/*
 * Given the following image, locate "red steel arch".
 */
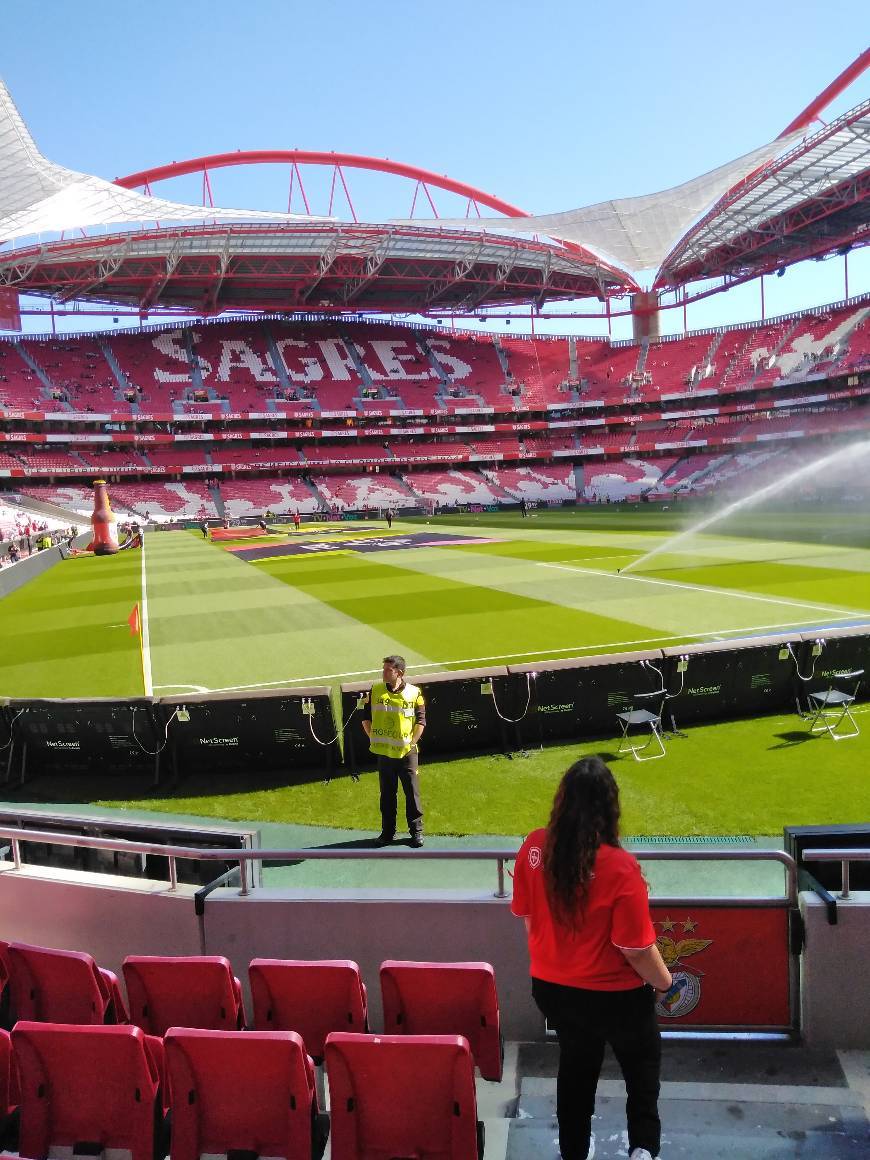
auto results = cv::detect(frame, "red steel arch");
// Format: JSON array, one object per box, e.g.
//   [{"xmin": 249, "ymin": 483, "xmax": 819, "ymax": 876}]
[
  {"xmin": 114, "ymin": 151, "xmax": 632, "ymax": 286},
  {"xmin": 115, "ymin": 150, "xmax": 532, "ymax": 217}
]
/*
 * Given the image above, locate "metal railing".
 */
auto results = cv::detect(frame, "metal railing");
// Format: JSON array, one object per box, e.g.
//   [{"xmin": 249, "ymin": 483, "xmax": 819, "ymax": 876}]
[
  {"xmin": 0, "ymin": 824, "xmax": 797, "ymax": 903},
  {"xmin": 802, "ymin": 848, "xmax": 870, "ymax": 900}
]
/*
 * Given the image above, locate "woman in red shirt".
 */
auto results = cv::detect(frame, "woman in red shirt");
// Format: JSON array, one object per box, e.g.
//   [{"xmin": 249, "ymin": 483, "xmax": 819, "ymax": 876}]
[{"xmin": 512, "ymin": 756, "xmax": 672, "ymax": 1160}]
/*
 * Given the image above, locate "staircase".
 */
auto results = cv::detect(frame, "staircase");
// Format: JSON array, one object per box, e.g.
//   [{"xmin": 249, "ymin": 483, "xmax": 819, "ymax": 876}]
[
  {"xmin": 339, "ymin": 329, "xmax": 374, "ymax": 388},
  {"xmin": 12, "ymin": 341, "xmax": 54, "ymax": 392},
  {"xmin": 264, "ymin": 328, "xmax": 293, "ymax": 393},
  {"xmin": 491, "ymin": 336, "xmax": 512, "ymax": 379},
  {"xmin": 184, "ymin": 330, "xmax": 205, "ymax": 390},
  {"xmin": 208, "ymin": 482, "xmax": 225, "ymax": 519},
  {"xmin": 99, "ymin": 339, "xmax": 133, "ymax": 401},
  {"xmin": 567, "ymin": 337, "xmax": 579, "ymax": 382}
]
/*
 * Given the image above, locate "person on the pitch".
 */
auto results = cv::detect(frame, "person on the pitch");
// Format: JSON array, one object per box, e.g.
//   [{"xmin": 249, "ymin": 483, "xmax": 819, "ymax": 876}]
[{"xmin": 362, "ymin": 655, "xmax": 426, "ymax": 847}]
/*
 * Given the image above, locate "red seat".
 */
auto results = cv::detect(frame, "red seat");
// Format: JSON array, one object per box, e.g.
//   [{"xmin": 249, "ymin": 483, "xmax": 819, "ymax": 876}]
[
  {"xmin": 165, "ymin": 1026, "xmax": 321, "ymax": 1160},
  {"xmin": 249, "ymin": 958, "xmax": 368, "ymax": 1060},
  {"xmin": 380, "ymin": 960, "xmax": 503, "ymax": 1081},
  {"xmin": 12, "ymin": 1021, "xmax": 164, "ymax": 1160},
  {"xmin": 0, "ymin": 1027, "xmax": 19, "ymax": 1124},
  {"xmin": 324, "ymin": 1032, "xmax": 482, "ymax": 1159},
  {"xmin": 6, "ymin": 941, "xmax": 128, "ymax": 1024},
  {"xmin": 122, "ymin": 955, "xmax": 244, "ymax": 1036}
]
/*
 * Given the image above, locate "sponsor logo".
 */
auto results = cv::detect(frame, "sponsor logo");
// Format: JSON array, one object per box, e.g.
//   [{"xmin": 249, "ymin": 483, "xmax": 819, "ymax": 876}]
[
  {"xmin": 199, "ymin": 737, "xmax": 239, "ymax": 747},
  {"xmin": 45, "ymin": 739, "xmax": 81, "ymax": 750},
  {"xmin": 687, "ymin": 684, "xmax": 722, "ymax": 697},
  {"xmin": 537, "ymin": 703, "xmax": 574, "ymax": 714}
]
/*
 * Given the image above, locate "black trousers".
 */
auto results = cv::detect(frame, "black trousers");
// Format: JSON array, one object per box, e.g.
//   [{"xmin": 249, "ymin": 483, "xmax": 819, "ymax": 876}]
[
  {"xmin": 377, "ymin": 751, "xmax": 422, "ymax": 836},
  {"xmin": 532, "ymin": 977, "xmax": 661, "ymax": 1159}
]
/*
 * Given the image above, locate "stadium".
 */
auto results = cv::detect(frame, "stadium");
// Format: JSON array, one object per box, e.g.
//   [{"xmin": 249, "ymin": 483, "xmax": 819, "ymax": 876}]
[{"xmin": 0, "ymin": 19, "xmax": 869, "ymax": 1159}]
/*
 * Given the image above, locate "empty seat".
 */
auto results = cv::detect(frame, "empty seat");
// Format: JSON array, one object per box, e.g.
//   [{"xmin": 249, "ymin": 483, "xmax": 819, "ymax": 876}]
[
  {"xmin": 166, "ymin": 1027, "xmax": 323, "ymax": 1160},
  {"xmin": 0, "ymin": 1027, "xmax": 18, "ymax": 1131},
  {"xmin": 6, "ymin": 941, "xmax": 128, "ymax": 1024},
  {"xmin": 123, "ymin": 955, "xmax": 244, "ymax": 1035},
  {"xmin": 249, "ymin": 958, "xmax": 368, "ymax": 1061},
  {"xmin": 12, "ymin": 1021, "xmax": 164, "ymax": 1160},
  {"xmin": 380, "ymin": 960, "xmax": 502, "ymax": 1081},
  {"xmin": 325, "ymin": 1032, "xmax": 483, "ymax": 1159}
]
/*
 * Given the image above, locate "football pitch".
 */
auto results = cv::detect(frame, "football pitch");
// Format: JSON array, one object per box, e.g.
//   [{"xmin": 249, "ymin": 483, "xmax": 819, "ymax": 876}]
[{"xmin": 1, "ymin": 506, "xmax": 869, "ymax": 837}]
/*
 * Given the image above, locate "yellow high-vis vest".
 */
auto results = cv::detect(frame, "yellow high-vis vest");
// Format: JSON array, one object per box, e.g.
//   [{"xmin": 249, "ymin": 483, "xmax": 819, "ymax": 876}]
[{"xmin": 369, "ymin": 680, "xmax": 423, "ymax": 759}]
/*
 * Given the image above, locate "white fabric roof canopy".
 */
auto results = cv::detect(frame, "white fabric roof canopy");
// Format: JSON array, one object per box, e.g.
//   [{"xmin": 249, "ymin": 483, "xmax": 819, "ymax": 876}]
[
  {"xmin": 0, "ymin": 78, "xmax": 324, "ymax": 245},
  {"xmin": 390, "ymin": 135, "xmax": 801, "ymax": 277}
]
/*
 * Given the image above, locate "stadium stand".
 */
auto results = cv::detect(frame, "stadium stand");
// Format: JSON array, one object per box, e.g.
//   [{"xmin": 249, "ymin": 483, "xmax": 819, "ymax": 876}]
[
  {"xmin": 314, "ymin": 473, "xmax": 419, "ymax": 511},
  {"xmin": 110, "ymin": 481, "xmax": 216, "ymax": 520},
  {"xmin": 219, "ymin": 477, "xmax": 321, "ymax": 516},
  {"xmin": 0, "ymin": 343, "xmax": 47, "ymax": 409},
  {"xmin": 403, "ymin": 469, "xmax": 515, "ymax": 506},
  {"xmin": 19, "ymin": 337, "xmax": 122, "ymax": 412},
  {"xmin": 580, "ymin": 458, "xmax": 665, "ymax": 500},
  {"xmin": 489, "ymin": 465, "xmax": 577, "ymax": 502},
  {"xmin": 211, "ymin": 444, "xmax": 303, "ymax": 469},
  {"xmin": 109, "ymin": 328, "xmax": 193, "ymax": 409},
  {"xmin": 500, "ymin": 337, "xmax": 573, "ymax": 406}
]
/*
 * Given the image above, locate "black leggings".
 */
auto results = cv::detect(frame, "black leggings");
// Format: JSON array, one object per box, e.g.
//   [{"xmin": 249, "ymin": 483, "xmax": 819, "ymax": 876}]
[{"xmin": 532, "ymin": 977, "xmax": 662, "ymax": 1159}]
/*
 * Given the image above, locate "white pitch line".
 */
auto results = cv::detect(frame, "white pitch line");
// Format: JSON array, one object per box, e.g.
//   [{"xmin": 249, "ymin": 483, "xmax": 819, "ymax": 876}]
[
  {"xmin": 140, "ymin": 533, "xmax": 153, "ymax": 697},
  {"xmin": 183, "ymin": 613, "xmax": 868, "ymax": 696},
  {"xmin": 537, "ymin": 561, "xmax": 867, "ymax": 618}
]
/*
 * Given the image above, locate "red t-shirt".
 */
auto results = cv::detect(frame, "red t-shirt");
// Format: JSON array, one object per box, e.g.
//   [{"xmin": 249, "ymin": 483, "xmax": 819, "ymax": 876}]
[{"xmin": 511, "ymin": 828, "xmax": 656, "ymax": 991}]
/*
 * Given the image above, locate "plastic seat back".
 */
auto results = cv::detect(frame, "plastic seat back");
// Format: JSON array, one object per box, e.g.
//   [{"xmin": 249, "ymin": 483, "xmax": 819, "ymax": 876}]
[
  {"xmin": 7, "ymin": 942, "xmax": 114, "ymax": 1025},
  {"xmin": 0, "ymin": 1027, "xmax": 18, "ymax": 1117},
  {"xmin": 12, "ymin": 1021, "xmax": 161, "ymax": 1160},
  {"xmin": 123, "ymin": 955, "xmax": 243, "ymax": 1035},
  {"xmin": 166, "ymin": 1027, "xmax": 317, "ymax": 1160},
  {"xmin": 249, "ymin": 958, "xmax": 367, "ymax": 1059},
  {"xmin": 380, "ymin": 960, "xmax": 502, "ymax": 1080},
  {"xmin": 325, "ymin": 1032, "xmax": 480, "ymax": 1160}
]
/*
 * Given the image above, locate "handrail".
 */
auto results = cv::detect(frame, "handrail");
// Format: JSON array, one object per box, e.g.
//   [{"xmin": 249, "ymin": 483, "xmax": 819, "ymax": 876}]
[
  {"xmin": 802, "ymin": 848, "xmax": 870, "ymax": 900},
  {"xmin": 0, "ymin": 824, "xmax": 797, "ymax": 903}
]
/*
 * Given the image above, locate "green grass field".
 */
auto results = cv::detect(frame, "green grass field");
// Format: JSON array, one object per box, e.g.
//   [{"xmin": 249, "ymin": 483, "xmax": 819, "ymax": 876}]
[{"xmin": 1, "ymin": 505, "xmax": 869, "ymax": 837}]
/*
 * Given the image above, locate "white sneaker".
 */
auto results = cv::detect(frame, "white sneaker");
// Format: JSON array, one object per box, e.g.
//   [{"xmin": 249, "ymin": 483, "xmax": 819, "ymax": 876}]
[{"xmin": 629, "ymin": 1149, "xmax": 654, "ymax": 1160}]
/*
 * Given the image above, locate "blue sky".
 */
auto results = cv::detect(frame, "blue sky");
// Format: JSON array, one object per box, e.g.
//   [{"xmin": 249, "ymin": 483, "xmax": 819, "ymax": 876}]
[{"xmin": 2, "ymin": 0, "xmax": 867, "ymax": 337}]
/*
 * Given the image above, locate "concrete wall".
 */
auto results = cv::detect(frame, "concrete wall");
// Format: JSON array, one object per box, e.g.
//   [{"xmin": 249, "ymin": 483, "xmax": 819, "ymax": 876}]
[
  {"xmin": 799, "ymin": 891, "xmax": 870, "ymax": 1048},
  {"xmin": 202, "ymin": 889, "xmax": 541, "ymax": 1039},
  {"xmin": 5, "ymin": 869, "xmax": 870, "ymax": 1046},
  {"xmin": 0, "ymin": 543, "xmax": 66, "ymax": 598}
]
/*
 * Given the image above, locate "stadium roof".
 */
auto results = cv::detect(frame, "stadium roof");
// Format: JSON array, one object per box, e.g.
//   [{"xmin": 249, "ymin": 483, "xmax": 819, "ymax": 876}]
[
  {"xmin": 0, "ymin": 78, "xmax": 324, "ymax": 243},
  {"xmin": 0, "ymin": 55, "xmax": 868, "ymax": 315},
  {"xmin": 387, "ymin": 134, "xmax": 804, "ymax": 280},
  {"xmin": 655, "ymin": 99, "xmax": 870, "ymax": 289}
]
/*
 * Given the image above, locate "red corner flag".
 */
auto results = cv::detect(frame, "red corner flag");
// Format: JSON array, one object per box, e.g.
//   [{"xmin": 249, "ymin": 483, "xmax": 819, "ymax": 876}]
[{"xmin": 128, "ymin": 603, "xmax": 141, "ymax": 636}]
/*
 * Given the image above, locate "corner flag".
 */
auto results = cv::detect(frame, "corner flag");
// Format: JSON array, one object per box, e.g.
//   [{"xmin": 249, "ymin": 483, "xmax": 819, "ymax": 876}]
[{"xmin": 128, "ymin": 603, "xmax": 141, "ymax": 635}]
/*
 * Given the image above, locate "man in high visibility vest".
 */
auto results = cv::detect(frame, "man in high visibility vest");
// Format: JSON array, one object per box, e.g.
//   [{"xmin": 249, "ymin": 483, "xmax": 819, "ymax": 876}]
[{"xmin": 362, "ymin": 655, "xmax": 426, "ymax": 848}]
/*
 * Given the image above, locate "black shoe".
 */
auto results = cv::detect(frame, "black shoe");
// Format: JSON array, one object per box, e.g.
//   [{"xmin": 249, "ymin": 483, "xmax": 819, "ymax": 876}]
[
  {"xmin": 410, "ymin": 834, "xmax": 424, "ymax": 848},
  {"xmin": 375, "ymin": 832, "xmax": 395, "ymax": 847}
]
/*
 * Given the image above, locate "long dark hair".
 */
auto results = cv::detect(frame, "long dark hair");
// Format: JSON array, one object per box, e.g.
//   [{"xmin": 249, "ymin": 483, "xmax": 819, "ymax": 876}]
[{"xmin": 542, "ymin": 755, "xmax": 621, "ymax": 929}]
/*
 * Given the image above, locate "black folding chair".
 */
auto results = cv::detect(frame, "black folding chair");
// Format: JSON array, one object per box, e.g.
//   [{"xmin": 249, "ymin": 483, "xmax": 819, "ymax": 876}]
[
  {"xmin": 806, "ymin": 670, "xmax": 863, "ymax": 741},
  {"xmin": 616, "ymin": 691, "xmax": 667, "ymax": 761}
]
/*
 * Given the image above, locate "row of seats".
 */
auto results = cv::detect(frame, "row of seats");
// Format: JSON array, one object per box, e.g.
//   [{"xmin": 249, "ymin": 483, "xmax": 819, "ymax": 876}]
[
  {"xmin": 0, "ymin": 943, "xmax": 502, "ymax": 1076},
  {"xmin": 3, "ymin": 300, "xmax": 867, "ymax": 416},
  {"xmin": 0, "ymin": 944, "xmax": 497, "ymax": 1158}
]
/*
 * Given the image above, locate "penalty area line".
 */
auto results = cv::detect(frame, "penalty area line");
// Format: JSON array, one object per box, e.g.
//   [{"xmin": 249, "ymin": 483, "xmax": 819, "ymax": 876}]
[{"xmin": 191, "ymin": 612, "xmax": 867, "ymax": 695}]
